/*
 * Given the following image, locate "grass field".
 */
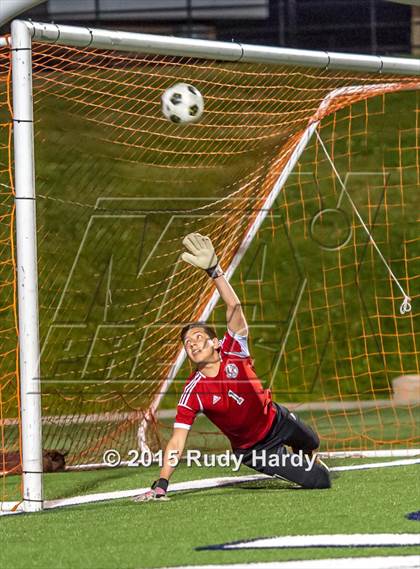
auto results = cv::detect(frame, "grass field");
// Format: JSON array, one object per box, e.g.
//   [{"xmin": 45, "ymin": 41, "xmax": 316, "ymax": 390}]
[{"xmin": 2, "ymin": 459, "xmax": 420, "ymax": 569}]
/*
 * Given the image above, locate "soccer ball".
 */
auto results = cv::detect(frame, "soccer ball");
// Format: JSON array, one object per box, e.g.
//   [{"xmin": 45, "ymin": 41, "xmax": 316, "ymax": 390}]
[{"xmin": 161, "ymin": 83, "xmax": 204, "ymax": 124}]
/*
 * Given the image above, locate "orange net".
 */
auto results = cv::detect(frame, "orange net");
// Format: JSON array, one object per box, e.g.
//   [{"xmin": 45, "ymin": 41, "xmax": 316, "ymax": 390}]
[{"xmin": 0, "ymin": 40, "xmax": 419, "ymax": 502}]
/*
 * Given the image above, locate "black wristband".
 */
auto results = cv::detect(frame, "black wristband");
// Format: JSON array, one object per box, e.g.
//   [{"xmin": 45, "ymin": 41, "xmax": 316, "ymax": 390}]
[
  {"xmin": 205, "ymin": 264, "xmax": 224, "ymax": 279},
  {"xmin": 151, "ymin": 477, "xmax": 169, "ymax": 492}
]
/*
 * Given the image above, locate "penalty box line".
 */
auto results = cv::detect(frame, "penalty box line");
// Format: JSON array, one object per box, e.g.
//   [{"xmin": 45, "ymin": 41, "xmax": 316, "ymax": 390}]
[{"xmin": 159, "ymin": 556, "xmax": 420, "ymax": 569}]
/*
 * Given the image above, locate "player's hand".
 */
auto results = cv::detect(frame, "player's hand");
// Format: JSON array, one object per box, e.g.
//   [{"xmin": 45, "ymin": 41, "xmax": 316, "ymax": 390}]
[
  {"xmin": 132, "ymin": 487, "xmax": 169, "ymax": 502},
  {"xmin": 182, "ymin": 233, "xmax": 218, "ymax": 271},
  {"xmin": 132, "ymin": 478, "xmax": 170, "ymax": 502}
]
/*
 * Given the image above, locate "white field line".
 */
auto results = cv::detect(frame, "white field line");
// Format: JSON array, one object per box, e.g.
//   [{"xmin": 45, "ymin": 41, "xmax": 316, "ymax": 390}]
[
  {"xmin": 318, "ymin": 450, "xmax": 420, "ymax": 458},
  {"xmin": 331, "ymin": 458, "xmax": 420, "ymax": 471},
  {"xmin": 1, "ymin": 457, "xmax": 419, "ymax": 515},
  {"xmin": 0, "ymin": 474, "xmax": 266, "ymax": 514},
  {"xmin": 213, "ymin": 534, "xmax": 420, "ymax": 550},
  {"xmin": 159, "ymin": 556, "xmax": 420, "ymax": 569}
]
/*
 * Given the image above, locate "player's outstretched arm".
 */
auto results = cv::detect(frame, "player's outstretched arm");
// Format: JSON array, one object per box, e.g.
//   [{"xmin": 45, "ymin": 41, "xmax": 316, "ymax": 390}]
[
  {"xmin": 133, "ymin": 427, "xmax": 189, "ymax": 502},
  {"xmin": 212, "ymin": 274, "xmax": 248, "ymax": 337},
  {"xmin": 181, "ymin": 233, "xmax": 248, "ymax": 336}
]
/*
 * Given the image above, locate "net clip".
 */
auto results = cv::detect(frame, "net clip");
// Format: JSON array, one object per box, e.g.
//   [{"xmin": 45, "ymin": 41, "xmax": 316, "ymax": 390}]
[{"xmin": 400, "ymin": 296, "xmax": 412, "ymax": 315}]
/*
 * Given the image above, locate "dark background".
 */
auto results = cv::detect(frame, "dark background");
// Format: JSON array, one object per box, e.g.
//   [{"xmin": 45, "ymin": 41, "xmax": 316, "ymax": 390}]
[{"xmin": 5, "ymin": 0, "xmax": 416, "ymax": 55}]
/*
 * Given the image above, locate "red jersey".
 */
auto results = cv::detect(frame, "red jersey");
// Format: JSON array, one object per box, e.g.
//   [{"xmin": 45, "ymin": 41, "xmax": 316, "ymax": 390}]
[{"xmin": 175, "ymin": 329, "xmax": 276, "ymax": 449}]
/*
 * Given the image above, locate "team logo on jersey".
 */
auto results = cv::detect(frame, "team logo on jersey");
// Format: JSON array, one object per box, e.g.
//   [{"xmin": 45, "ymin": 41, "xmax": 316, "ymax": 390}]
[
  {"xmin": 225, "ymin": 363, "xmax": 239, "ymax": 379},
  {"xmin": 212, "ymin": 395, "xmax": 221, "ymax": 405},
  {"xmin": 228, "ymin": 389, "xmax": 244, "ymax": 406}
]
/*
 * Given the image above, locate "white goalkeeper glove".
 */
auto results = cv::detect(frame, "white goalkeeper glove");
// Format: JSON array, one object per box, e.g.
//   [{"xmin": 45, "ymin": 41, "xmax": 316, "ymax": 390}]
[
  {"xmin": 132, "ymin": 478, "xmax": 170, "ymax": 502},
  {"xmin": 181, "ymin": 233, "xmax": 224, "ymax": 278}
]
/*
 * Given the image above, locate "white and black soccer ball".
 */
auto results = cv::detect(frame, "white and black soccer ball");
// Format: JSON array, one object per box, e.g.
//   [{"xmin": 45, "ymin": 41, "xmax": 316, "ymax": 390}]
[{"xmin": 161, "ymin": 83, "xmax": 204, "ymax": 124}]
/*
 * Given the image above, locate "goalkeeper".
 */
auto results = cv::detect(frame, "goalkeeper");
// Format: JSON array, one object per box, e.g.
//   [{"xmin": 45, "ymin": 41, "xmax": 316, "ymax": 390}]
[{"xmin": 134, "ymin": 233, "xmax": 331, "ymax": 501}]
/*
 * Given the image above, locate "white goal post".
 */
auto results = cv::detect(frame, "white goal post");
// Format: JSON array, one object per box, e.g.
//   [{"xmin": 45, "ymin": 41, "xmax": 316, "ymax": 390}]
[{"xmin": 8, "ymin": 19, "xmax": 420, "ymax": 513}]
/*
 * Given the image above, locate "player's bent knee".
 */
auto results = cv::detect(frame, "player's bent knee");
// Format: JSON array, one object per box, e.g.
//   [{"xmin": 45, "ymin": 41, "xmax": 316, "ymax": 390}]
[{"xmin": 308, "ymin": 432, "xmax": 320, "ymax": 451}]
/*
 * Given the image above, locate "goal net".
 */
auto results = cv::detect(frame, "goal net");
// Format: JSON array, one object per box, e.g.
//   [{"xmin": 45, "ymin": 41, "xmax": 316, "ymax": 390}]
[{"xmin": 0, "ymin": 22, "xmax": 419, "ymax": 508}]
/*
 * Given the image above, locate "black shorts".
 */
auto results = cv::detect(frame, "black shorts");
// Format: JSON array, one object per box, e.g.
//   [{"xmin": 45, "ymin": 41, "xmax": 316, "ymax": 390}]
[
  {"xmin": 256, "ymin": 402, "xmax": 320, "ymax": 454},
  {"xmin": 233, "ymin": 403, "xmax": 330, "ymax": 489}
]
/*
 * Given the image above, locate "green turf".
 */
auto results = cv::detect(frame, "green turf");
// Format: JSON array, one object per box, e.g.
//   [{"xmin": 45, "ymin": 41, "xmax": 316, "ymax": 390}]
[{"xmin": 1, "ymin": 461, "xmax": 419, "ymax": 569}]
